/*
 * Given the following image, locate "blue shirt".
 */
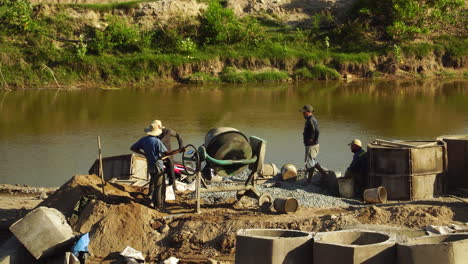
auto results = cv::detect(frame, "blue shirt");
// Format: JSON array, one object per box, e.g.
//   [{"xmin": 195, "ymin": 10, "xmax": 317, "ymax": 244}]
[
  {"xmin": 348, "ymin": 148, "xmax": 368, "ymax": 175},
  {"xmin": 131, "ymin": 136, "xmax": 167, "ymax": 170}
]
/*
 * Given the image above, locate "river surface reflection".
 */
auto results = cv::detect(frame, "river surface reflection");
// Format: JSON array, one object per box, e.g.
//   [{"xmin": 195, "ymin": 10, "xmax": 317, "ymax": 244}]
[{"xmin": 0, "ymin": 79, "xmax": 467, "ymax": 186}]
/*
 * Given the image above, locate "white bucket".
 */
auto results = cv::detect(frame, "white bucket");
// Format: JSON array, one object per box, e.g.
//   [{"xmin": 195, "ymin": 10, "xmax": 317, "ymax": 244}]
[{"xmin": 337, "ymin": 177, "xmax": 354, "ymax": 198}]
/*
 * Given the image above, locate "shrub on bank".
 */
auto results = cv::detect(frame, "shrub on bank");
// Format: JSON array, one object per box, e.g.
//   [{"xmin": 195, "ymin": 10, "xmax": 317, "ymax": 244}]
[{"xmin": 220, "ymin": 67, "xmax": 289, "ymax": 83}]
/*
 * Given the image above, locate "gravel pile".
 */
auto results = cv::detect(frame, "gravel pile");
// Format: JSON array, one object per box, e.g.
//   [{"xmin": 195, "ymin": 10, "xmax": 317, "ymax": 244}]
[{"xmin": 193, "ymin": 167, "xmax": 363, "ymax": 208}]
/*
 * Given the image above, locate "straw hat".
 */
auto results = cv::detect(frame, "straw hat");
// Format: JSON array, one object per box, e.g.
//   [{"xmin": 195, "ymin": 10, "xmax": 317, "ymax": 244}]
[{"xmin": 144, "ymin": 120, "xmax": 164, "ymax": 136}]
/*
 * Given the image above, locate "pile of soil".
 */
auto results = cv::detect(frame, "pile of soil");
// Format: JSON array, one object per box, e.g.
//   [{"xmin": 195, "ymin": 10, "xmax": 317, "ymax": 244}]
[
  {"xmin": 39, "ymin": 174, "xmax": 145, "ymax": 216},
  {"xmin": 354, "ymin": 204, "xmax": 456, "ymax": 228}
]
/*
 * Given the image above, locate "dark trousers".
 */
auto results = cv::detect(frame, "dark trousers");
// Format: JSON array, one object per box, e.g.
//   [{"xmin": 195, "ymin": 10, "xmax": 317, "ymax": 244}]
[
  {"xmin": 164, "ymin": 158, "xmax": 176, "ymax": 185},
  {"xmin": 149, "ymin": 167, "xmax": 165, "ymax": 208}
]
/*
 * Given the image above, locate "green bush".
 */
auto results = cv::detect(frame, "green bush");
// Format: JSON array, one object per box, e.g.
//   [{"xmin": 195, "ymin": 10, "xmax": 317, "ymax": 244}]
[
  {"xmin": 88, "ymin": 16, "xmax": 143, "ymax": 54},
  {"xmin": 348, "ymin": 0, "xmax": 465, "ymax": 41},
  {"xmin": 0, "ymin": 0, "xmax": 35, "ymax": 33},
  {"xmin": 309, "ymin": 64, "xmax": 341, "ymax": 80},
  {"xmin": 199, "ymin": 0, "xmax": 243, "ymax": 44}
]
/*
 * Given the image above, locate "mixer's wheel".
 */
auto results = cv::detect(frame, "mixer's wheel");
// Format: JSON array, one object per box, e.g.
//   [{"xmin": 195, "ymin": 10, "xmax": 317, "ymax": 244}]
[
  {"xmin": 182, "ymin": 144, "xmax": 201, "ymax": 176},
  {"xmin": 258, "ymin": 193, "xmax": 273, "ymax": 211}
]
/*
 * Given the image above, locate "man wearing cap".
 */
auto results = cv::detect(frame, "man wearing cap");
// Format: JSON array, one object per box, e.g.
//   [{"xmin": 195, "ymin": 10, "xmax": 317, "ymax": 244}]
[
  {"xmin": 300, "ymin": 105, "xmax": 328, "ymax": 185},
  {"xmin": 344, "ymin": 139, "xmax": 368, "ymax": 197},
  {"xmin": 130, "ymin": 120, "xmax": 168, "ymax": 209}
]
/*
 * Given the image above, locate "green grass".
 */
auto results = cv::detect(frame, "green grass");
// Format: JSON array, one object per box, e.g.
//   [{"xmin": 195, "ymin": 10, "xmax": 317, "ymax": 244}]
[
  {"xmin": 219, "ymin": 68, "xmax": 289, "ymax": 83},
  {"xmin": 331, "ymin": 52, "xmax": 374, "ymax": 64},
  {"xmin": 293, "ymin": 65, "xmax": 341, "ymax": 80},
  {"xmin": 183, "ymin": 72, "xmax": 221, "ymax": 84},
  {"xmin": 401, "ymin": 43, "xmax": 434, "ymax": 59}
]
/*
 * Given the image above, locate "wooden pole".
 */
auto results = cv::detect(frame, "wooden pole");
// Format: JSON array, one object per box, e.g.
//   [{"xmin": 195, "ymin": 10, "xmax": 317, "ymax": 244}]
[
  {"xmin": 196, "ymin": 171, "xmax": 201, "ymax": 214},
  {"xmin": 97, "ymin": 136, "xmax": 105, "ymax": 195}
]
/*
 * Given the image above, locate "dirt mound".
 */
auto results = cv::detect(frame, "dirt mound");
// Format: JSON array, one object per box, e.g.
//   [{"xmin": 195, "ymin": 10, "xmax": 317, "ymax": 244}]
[
  {"xmin": 38, "ymin": 174, "xmax": 144, "ymax": 216},
  {"xmin": 73, "ymin": 200, "xmax": 161, "ymax": 259},
  {"xmin": 355, "ymin": 205, "xmax": 456, "ymax": 228}
]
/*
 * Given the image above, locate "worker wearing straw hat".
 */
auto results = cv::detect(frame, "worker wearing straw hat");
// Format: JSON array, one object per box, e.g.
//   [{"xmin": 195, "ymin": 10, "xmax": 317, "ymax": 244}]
[{"xmin": 130, "ymin": 120, "xmax": 168, "ymax": 209}]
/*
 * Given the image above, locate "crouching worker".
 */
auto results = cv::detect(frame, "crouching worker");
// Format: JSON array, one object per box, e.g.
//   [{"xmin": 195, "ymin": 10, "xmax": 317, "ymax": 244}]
[
  {"xmin": 131, "ymin": 120, "xmax": 168, "ymax": 209},
  {"xmin": 344, "ymin": 139, "xmax": 368, "ymax": 197}
]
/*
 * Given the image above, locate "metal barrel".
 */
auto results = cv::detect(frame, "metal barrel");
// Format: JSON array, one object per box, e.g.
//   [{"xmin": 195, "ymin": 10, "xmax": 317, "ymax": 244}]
[
  {"xmin": 363, "ymin": 186, "xmax": 387, "ymax": 203},
  {"xmin": 273, "ymin": 197, "xmax": 299, "ymax": 214}
]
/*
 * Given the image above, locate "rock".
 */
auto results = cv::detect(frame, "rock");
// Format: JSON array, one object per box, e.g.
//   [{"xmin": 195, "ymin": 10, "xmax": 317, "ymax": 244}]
[
  {"xmin": 160, "ymin": 224, "xmax": 170, "ymax": 233},
  {"xmin": 150, "ymin": 221, "xmax": 162, "ymax": 230},
  {"xmin": 39, "ymin": 192, "xmax": 48, "ymax": 200},
  {"xmin": 163, "ymin": 256, "xmax": 179, "ymax": 264}
]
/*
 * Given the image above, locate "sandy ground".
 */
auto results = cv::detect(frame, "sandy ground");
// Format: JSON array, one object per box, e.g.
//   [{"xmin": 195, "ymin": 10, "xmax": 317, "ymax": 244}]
[{"xmin": 1, "ymin": 176, "xmax": 468, "ymax": 264}]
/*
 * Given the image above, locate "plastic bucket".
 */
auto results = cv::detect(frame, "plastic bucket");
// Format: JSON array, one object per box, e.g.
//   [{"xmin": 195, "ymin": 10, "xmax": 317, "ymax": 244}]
[
  {"xmin": 281, "ymin": 164, "xmax": 297, "ymax": 181},
  {"xmin": 260, "ymin": 163, "xmax": 278, "ymax": 177},
  {"xmin": 273, "ymin": 197, "xmax": 299, "ymax": 214},
  {"xmin": 337, "ymin": 177, "xmax": 354, "ymax": 198},
  {"xmin": 363, "ymin": 187, "xmax": 387, "ymax": 203}
]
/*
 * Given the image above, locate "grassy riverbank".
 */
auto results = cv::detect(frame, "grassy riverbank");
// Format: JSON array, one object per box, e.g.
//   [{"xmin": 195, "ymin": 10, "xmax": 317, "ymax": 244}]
[{"xmin": 0, "ymin": 0, "xmax": 466, "ymax": 88}]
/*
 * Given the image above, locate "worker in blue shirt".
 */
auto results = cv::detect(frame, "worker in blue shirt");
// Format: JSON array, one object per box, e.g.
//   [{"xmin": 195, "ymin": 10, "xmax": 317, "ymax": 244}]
[
  {"xmin": 344, "ymin": 139, "xmax": 368, "ymax": 197},
  {"xmin": 131, "ymin": 120, "xmax": 168, "ymax": 209}
]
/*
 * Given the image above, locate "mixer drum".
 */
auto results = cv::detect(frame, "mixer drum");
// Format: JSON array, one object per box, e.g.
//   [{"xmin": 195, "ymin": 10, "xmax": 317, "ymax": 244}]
[{"xmin": 204, "ymin": 127, "xmax": 253, "ymax": 176}]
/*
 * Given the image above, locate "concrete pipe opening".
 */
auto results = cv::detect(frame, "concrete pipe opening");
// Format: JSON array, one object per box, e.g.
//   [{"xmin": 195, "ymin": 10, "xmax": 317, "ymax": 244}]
[
  {"xmin": 237, "ymin": 229, "xmax": 310, "ymax": 238},
  {"xmin": 404, "ymin": 234, "xmax": 468, "ymax": 245},
  {"xmin": 236, "ymin": 229, "xmax": 313, "ymax": 264},
  {"xmin": 398, "ymin": 234, "xmax": 468, "ymax": 264},
  {"xmin": 316, "ymin": 230, "xmax": 390, "ymax": 246},
  {"xmin": 314, "ymin": 230, "xmax": 396, "ymax": 264}
]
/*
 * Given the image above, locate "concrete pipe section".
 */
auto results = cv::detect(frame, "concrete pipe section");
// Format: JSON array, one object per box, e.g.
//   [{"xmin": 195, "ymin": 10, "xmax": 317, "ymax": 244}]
[
  {"xmin": 397, "ymin": 234, "xmax": 468, "ymax": 264},
  {"xmin": 235, "ymin": 229, "xmax": 313, "ymax": 264},
  {"xmin": 314, "ymin": 229, "xmax": 396, "ymax": 264}
]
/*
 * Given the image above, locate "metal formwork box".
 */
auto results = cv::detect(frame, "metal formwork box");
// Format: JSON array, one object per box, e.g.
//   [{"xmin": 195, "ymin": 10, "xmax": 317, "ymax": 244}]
[
  {"xmin": 437, "ymin": 135, "xmax": 468, "ymax": 191},
  {"xmin": 88, "ymin": 154, "xmax": 148, "ymax": 184},
  {"xmin": 368, "ymin": 140, "xmax": 447, "ymax": 200}
]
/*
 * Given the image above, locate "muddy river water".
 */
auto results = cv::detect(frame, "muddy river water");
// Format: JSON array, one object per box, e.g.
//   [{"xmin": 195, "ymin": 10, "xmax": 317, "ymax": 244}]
[{"xmin": 0, "ymin": 79, "xmax": 467, "ymax": 187}]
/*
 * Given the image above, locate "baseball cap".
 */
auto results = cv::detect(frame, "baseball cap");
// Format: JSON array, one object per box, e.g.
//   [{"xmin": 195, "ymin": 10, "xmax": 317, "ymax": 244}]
[
  {"xmin": 299, "ymin": 105, "xmax": 314, "ymax": 113},
  {"xmin": 348, "ymin": 139, "xmax": 362, "ymax": 147}
]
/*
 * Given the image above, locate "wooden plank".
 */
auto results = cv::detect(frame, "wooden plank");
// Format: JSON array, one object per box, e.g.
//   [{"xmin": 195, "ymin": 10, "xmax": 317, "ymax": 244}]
[
  {"xmin": 374, "ymin": 139, "xmax": 417, "ymax": 148},
  {"xmin": 97, "ymin": 136, "xmax": 106, "ymax": 195}
]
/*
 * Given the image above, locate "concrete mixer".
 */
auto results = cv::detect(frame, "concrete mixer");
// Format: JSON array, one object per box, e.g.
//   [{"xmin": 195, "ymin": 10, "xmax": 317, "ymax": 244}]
[{"xmin": 182, "ymin": 127, "xmax": 272, "ymax": 213}]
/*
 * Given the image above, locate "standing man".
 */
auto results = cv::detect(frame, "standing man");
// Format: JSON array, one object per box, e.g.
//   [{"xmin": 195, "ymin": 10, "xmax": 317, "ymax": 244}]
[
  {"xmin": 130, "ymin": 120, "xmax": 167, "ymax": 209},
  {"xmin": 344, "ymin": 139, "xmax": 368, "ymax": 197},
  {"xmin": 300, "ymin": 105, "xmax": 328, "ymax": 185},
  {"xmin": 158, "ymin": 125, "xmax": 184, "ymax": 192}
]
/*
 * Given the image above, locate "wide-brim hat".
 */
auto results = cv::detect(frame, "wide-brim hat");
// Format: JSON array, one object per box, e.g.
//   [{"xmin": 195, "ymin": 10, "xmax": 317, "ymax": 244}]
[{"xmin": 144, "ymin": 120, "xmax": 164, "ymax": 136}]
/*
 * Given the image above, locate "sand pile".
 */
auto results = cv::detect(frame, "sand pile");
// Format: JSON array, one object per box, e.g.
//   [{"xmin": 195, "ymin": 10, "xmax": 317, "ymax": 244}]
[
  {"xmin": 73, "ymin": 200, "xmax": 161, "ymax": 258},
  {"xmin": 38, "ymin": 174, "xmax": 144, "ymax": 216},
  {"xmin": 355, "ymin": 205, "xmax": 456, "ymax": 228}
]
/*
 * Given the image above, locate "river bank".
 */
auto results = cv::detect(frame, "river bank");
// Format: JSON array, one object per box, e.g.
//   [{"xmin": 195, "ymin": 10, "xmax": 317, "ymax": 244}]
[
  {"xmin": 1, "ymin": 175, "xmax": 467, "ymax": 263},
  {"xmin": 0, "ymin": 0, "xmax": 466, "ymax": 89}
]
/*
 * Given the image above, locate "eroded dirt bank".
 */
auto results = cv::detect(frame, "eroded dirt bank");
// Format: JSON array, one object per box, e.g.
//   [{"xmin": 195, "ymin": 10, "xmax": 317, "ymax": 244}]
[{"xmin": 1, "ymin": 175, "xmax": 468, "ymax": 263}]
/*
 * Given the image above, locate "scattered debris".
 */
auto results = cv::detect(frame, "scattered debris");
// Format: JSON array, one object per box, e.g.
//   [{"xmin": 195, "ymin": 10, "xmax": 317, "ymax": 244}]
[
  {"xmin": 163, "ymin": 256, "xmax": 179, "ymax": 264},
  {"xmin": 120, "ymin": 246, "xmax": 145, "ymax": 264}
]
